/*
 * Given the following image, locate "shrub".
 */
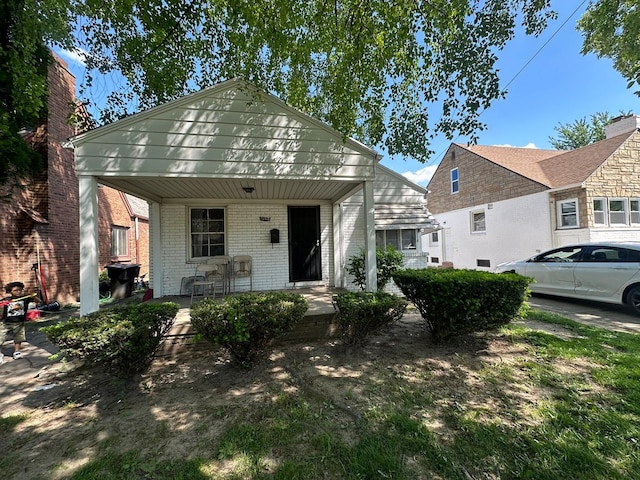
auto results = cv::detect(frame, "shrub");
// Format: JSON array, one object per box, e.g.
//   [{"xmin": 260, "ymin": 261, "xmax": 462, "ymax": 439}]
[
  {"xmin": 333, "ymin": 291, "xmax": 408, "ymax": 346},
  {"xmin": 393, "ymin": 269, "xmax": 531, "ymax": 342},
  {"xmin": 190, "ymin": 292, "xmax": 308, "ymax": 368},
  {"xmin": 42, "ymin": 302, "xmax": 180, "ymax": 377},
  {"xmin": 346, "ymin": 246, "xmax": 405, "ymax": 291}
]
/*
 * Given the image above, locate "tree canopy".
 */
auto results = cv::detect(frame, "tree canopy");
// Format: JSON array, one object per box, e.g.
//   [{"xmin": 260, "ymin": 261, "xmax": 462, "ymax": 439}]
[
  {"xmin": 548, "ymin": 112, "xmax": 614, "ymax": 150},
  {"xmin": 0, "ymin": 0, "xmax": 71, "ymax": 189},
  {"xmin": 578, "ymin": 0, "xmax": 640, "ymax": 95},
  {"xmin": 3, "ymin": 0, "xmax": 560, "ymax": 187}
]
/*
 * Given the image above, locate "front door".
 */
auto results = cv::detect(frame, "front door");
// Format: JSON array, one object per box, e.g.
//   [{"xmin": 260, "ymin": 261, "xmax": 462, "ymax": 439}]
[{"xmin": 288, "ymin": 206, "xmax": 321, "ymax": 282}]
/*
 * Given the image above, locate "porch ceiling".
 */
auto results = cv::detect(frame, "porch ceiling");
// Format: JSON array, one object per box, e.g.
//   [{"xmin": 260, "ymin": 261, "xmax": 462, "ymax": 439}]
[{"xmin": 96, "ymin": 176, "xmax": 362, "ymax": 203}]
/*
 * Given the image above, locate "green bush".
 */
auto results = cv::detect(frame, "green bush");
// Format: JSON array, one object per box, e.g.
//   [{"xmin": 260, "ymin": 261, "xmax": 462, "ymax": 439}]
[
  {"xmin": 190, "ymin": 292, "xmax": 308, "ymax": 368},
  {"xmin": 393, "ymin": 269, "xmax": 531, "ymax": 342},
  {"xmin": 346, "ymin": 246, "xmax": 405, "ymax": 291},
  {"xmin": 42, "ymin": 302, "xmax": 180, "ymax": 377},
  {"xmin": 333, "ymin": 291, "xmax": 408, "ymax": 346}
]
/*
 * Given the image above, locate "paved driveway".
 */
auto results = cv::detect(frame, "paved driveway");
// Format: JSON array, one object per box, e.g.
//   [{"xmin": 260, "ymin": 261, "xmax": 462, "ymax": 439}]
[{"xmin": 527, "ymin": 293, "xmax": 640, "ymax": 334}]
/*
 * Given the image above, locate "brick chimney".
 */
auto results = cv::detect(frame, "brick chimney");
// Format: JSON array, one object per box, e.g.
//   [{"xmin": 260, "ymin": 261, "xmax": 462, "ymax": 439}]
[{"xmin": 605, "ymin": 114, "xmax": 640, "ymax": 138}]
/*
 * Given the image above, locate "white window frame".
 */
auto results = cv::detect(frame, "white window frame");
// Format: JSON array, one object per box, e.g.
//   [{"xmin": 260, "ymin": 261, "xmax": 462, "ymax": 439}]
[
  {"xmin": 557, "ymin": 199, "xmax": 578, "ymax": 229},
  {"xmin": 111, "ymin": 225, "xmax": 129, "ymax": 258},
  {"xmin": 631, "ymin": 199, "xmax": 640, "ymax": 225},
  {"xmin": 429, "ymin": 231, "xmax": 439, "ymax": 246},
  {"xmin": 593, "ymin": 198, "xmax": 607, "ymax": 226},
  {"xmin": 450, "ymin": 167, "xmax": 459, "ymax": 194},
  {"xmin": 609, "ymin": 198, "xmax": 629, "ymax": 225},
  {"xmin": 188, "ymin": 207, "xmax": 226, "ymax": 261},
  {"xmin": 470, "ymin": 210, "xmax": 486, "ymax": 233},
  {"xmin": 376, "ymin": 229, "xmax": 418, "ymax": 250}
]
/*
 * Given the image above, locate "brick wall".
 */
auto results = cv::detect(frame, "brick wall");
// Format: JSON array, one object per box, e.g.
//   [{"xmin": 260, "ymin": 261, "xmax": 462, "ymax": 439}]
[
  {"xmin": 0, "ymin": 55, "xmax": 80, "ymax": 304},
  {"xmin": 427, "ymin": 145, "xmax": 548, "ymax": 214},
  {"xmin": 97, "ymin": 187, "xmax": 149, "ymax": 278},
  {"xmin": 159, "ymin": 202, "xmax": 334, "ymax": 295},
  {"xmin": 584, "ymin": 131, "xmax": 640, "ymax": 227}
]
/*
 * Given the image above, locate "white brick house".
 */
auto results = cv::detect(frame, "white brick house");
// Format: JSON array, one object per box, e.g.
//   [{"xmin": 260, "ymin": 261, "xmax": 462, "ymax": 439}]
[
  {"xmin": 425, "ymin": 115, "xmax": 640, "ymax": 270},
  {"xmin": 67, "ymin": 79, "xmax": 438, "ymax": 314}
]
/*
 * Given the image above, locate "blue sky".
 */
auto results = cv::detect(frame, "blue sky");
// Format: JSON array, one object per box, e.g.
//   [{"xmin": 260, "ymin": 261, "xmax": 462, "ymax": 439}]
[
  {"xmin": 391, "ymin": 0, "xmax": 640, "ymax": 185},
  {"xmin": 58, "ymin": 1, "xmax": 640, "ymax": 187}
]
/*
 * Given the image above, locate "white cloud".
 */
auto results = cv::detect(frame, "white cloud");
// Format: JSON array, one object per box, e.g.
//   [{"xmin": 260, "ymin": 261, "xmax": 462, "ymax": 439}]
[
  {"xmin": 401, "ymin": 165, "xmax": 438, "ymax": 186},
  {"xmin": 56, "ymin": 48, "xmax": 87, "ymax": 67},
  {"xmin": 493, "ymin": 142, "xmax": 539, "ymax": 149}
]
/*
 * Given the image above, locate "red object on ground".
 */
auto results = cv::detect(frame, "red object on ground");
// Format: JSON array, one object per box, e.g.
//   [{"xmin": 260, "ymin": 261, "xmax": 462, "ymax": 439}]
[
  {"xmin": 142, "ymin": 289, "xmax": 153, "ymax": 302},
  {"xmin": 26, "ymin": 310, "xmax": 41, "ymax": 321}
]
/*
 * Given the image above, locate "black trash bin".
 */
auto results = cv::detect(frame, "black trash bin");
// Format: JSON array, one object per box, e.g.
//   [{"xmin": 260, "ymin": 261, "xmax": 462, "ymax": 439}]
[{"xmin": 105, "ymin": 264, "xmax": 141, "ymax": 300}]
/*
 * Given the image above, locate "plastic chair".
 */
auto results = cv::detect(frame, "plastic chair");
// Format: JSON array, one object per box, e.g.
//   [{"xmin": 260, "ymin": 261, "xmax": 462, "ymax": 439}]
[
  {"xmin": 208, "ymin": 255, "xmax": 232, "ymax": 294},
  {"xmin": 232, "ymin": 255, "xmax": 253, "ymax": 292},
  {"xmin": 190, "ymin": 263, "xmax": 224, "ymax": 304}
]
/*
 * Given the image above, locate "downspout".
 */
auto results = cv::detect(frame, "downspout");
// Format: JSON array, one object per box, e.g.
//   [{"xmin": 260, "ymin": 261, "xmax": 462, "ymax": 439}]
[{"xmin": 135, "ymin": 216, "xmax": 139, "ymax": 265}]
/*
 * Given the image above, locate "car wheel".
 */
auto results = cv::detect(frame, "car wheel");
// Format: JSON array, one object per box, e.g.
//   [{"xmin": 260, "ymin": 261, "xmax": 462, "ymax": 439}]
[{"xmin": 626, "ymin": 286, "xmax": 640, "ymax": 315}]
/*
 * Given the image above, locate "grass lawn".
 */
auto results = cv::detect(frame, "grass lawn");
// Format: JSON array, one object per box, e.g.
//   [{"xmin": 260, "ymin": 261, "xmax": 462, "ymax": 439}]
[{"xmin": 1, "ymin": 308, "xmax": 639, "ymax": 479}]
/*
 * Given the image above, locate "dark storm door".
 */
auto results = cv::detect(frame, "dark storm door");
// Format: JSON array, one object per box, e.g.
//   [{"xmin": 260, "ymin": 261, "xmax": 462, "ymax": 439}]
[{"xmin": 288, "ymin": 206, "xmax": 322, "ymax": 282}]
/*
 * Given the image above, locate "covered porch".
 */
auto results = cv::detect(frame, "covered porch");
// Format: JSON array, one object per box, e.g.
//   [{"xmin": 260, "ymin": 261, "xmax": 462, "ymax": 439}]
[{"xmin": 68, "ymin": 79, "xmax": 381, "ymax": 315}]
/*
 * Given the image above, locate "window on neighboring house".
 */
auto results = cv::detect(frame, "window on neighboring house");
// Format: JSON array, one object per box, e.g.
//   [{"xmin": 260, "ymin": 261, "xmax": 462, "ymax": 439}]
[
  {"xmin": 451, "ymin": 168, "xmax": 459, "ymax": 194},
  {"xmin": 609, "ymin": 198, "xmax": 628, "ymax": 225},
  {"xmin": 431, "ymin": 257, "xmax": 439, "ymax": 263},
  {"xmin": 631, "ymin": 199, "xmax": 640, "ymax": 224},
  {"xmin": 376, "ymin": 229, "xmax": 417, "ymax": 250},
  {"xmin": 477, "ymin": 259, "xmax": 491, "ymax": 267},
  {"xmin": 111, "ymin": 226, "xmax": 129, "ymax": 257},
  {"xmin": 593, "ymin": 198, "xmax": 607, "ymax": 225},
  {"xmin": 429, "ymin": 231, "xmax": 439, "ymax": 246},
  {"xmin": 189, "ymin": 207, "xmax": 225, "ymax": 260},
  {"xmin": 471, "ymin": 210, "xmax": 486, "ymax": 233},
  {"xmin": 557, "ymin": 199, "xmax": 578, "ymax": 228}
]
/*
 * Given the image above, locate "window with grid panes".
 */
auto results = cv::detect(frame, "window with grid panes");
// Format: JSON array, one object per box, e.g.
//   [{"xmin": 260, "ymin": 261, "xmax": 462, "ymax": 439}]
[{"xmin": 189, "ymin": 208, "xmax": 225, "ymax": 259}]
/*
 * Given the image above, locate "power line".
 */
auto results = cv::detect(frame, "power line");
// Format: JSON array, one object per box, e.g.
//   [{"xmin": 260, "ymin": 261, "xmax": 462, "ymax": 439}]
[{"xmin": 428, "ymin": 0, "xmax": 589, "ymax": 165}]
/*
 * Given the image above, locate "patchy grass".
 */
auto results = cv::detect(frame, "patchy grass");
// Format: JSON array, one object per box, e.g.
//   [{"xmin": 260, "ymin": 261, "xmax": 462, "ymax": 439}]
[{"xmin": 1, "ymin": 309, "xmax": 639, "ymax": 479}]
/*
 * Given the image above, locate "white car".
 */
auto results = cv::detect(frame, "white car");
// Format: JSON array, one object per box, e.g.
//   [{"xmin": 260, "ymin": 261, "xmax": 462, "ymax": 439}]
[{"xmin": 494, "ymin": 242, "xmax": 640, "ymax": 315}]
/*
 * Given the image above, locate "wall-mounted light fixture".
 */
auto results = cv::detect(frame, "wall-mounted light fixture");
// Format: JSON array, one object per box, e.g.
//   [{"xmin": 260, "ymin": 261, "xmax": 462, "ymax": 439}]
[{"xmin": 242, "ymin": 186, "xmax": 255, "ymax": 194}]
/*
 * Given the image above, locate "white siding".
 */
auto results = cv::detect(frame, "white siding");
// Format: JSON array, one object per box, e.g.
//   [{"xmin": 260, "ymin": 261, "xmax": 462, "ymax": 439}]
[
  {"xmin": 75, "ymin": 85, "xmax": 375, "ymax": 181},
  {"xmin": 430, "ymin": 192, "xmax": 554, "ymax": 269},
  {"xmin": 350, "ymin": 165, "xmax": 427, "ymax": 205}
]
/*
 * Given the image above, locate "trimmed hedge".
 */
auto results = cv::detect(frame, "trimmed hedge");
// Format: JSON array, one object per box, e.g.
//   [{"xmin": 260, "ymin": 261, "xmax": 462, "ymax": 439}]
[
  {"xmin": 42, "ymin": 302, "xmax": 180, "ymax": 377},
  {"xmin": 333, "ymin": 291, "xmax": 408, "ymax": 346},
  {"xmin": 393, "ymin": 268, "xmax": 531, "ymax": 342},
  {"xmin": 190, "ymin": 292, "xmax": 308, "ymax": 368}
]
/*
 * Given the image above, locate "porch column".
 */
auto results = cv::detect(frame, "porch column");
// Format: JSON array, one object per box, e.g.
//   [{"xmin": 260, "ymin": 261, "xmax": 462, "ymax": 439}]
[
  {"xmin": 78, "ymin": 175, "xmax": 99, "ymax": 315},
  {"xmin": 150, "ymin": 201, "xmax": 163, "ymax": 298},
  {"xmin": 363, "ymin": 180, "xmax": 378, "ymax": 291},
  {"xmin": 333, "ymin": 203, "xmax": 344, "ymax": 288}
]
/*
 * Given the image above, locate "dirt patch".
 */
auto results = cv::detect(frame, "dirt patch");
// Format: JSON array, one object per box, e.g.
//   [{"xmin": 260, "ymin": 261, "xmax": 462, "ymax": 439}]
[{"xmin": 0, "ymin": 314, "xmax": 602, "ymax": 479}]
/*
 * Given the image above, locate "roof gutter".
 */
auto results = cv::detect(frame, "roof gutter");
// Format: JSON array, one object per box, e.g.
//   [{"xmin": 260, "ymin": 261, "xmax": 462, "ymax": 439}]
[{"xmin": 546, "ymin": 182, "xmax": 584, "ymax": 193}]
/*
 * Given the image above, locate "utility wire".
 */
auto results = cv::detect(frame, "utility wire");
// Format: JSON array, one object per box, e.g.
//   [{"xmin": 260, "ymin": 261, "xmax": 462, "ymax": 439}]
[{"xmin": 428, "ymin": 0, "xmax": 589, "ymax": 166}]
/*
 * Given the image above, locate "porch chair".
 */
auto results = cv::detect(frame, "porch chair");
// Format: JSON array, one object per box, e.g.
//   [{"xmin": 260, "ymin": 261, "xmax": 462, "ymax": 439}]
[
  {"xmin": 190, "ymin": 262, "xmax": 225, "ymax": 304},
  {"xmin": 209, "ymin": 255, "xmax": 232, "ymax": 294},
  {"xmin": 232, "ymin": 255, "xmax": 253, "ymax": 292}
]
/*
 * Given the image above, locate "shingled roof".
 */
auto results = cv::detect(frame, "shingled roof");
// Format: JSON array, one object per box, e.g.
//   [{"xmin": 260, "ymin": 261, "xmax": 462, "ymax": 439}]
[{"xmin": 459, "ymin": 130, "xmax": 635, "ymax": 188}]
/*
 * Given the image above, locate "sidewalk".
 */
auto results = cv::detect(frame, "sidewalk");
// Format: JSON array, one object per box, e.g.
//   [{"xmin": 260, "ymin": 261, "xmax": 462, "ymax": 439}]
[{"xmin": 0, "ymin": 307, "xmax": 81, "ymax": 412}]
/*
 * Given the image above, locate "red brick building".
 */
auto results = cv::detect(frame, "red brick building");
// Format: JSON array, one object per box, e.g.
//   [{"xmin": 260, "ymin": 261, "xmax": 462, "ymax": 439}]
[{"xmin": 0, "ymin": 54, "xmax": 149, "ymax": 304}]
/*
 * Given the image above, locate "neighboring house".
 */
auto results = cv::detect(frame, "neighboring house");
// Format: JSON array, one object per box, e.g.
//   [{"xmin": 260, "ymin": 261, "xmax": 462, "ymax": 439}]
[
  {"xmin": 0, "ymin": 54, "xmax": 81, "ymax": 304},
  {"xmin": 0, "ymin": 54, "xmax": 149, "ymax": 304},
  {"xmin": 66, "ymin": 78, "xmax": 439, "ymax": 314},
  {"xmin": 344, "ymin": 163, "xmax": 439, "ymax": 292},
  {"xmin": 98, "ymin": 187, "xmax": 150, "ymax": 279},
  {"xmin": 425, "ymin": 115, "xmax": 640, "ymax": 270}
]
